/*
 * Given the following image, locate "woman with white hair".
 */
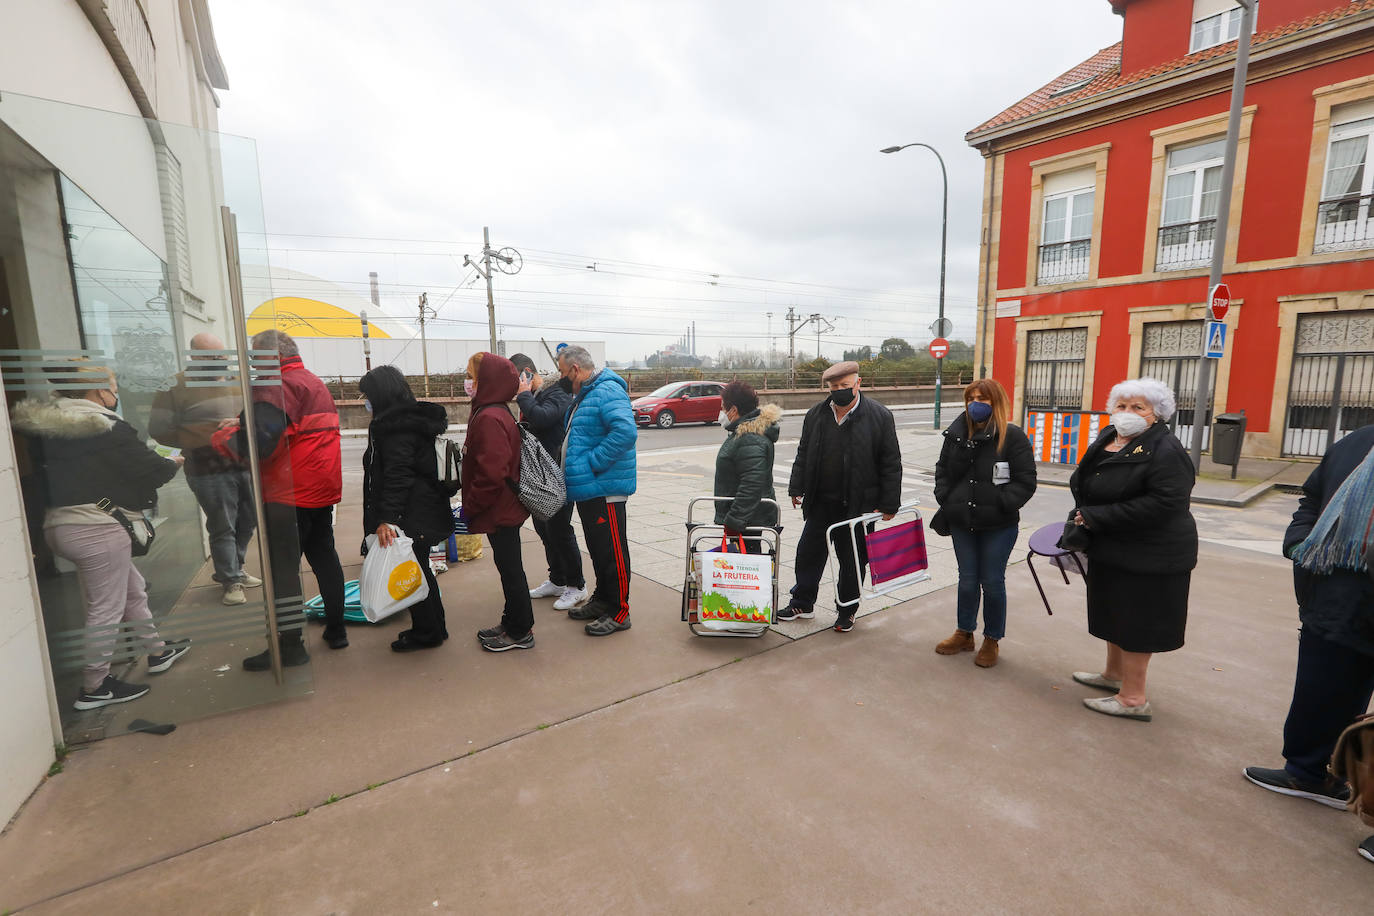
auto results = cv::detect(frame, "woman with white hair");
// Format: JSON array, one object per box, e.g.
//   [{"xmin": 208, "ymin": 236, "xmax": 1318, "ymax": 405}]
[{"xmin": 1066, "ymin": 377, "xmax": 1197, "ymax": 722}]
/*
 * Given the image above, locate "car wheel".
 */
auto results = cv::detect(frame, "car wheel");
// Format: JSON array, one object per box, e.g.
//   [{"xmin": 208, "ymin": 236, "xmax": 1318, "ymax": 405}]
[{"xmin": 656, "ymin": 410, "xmax": 676, "ymax": 429}]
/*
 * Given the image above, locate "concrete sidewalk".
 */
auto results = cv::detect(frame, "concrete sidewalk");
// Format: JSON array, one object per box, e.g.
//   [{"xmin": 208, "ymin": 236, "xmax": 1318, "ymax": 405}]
[
  {"xmin": 1037, "ymin": 452, "xmax": 1315, "ymax": 507},
  {"xmin": 2, "ymin": 425, "xmax": 1367, "ymax": 913},
  {"xmin": 3, "ymin": 539, "xmax": 1369, "ymax": 913}
]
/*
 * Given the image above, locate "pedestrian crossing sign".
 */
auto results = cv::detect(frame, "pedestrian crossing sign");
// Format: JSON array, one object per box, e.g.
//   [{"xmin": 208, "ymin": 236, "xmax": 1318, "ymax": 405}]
[{"xmin": 1204, "ymin": 320, "xmax": 1227, "ymax": 359}]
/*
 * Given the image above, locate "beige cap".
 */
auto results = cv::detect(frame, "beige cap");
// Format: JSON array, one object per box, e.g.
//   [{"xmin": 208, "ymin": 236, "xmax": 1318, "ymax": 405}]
[{"xmin": 821, "ymin": 360, "xmax": 860, "ymax": 382}]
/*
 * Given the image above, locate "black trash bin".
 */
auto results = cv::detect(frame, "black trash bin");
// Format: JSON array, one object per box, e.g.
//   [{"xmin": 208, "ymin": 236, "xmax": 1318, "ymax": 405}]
[{"xmin": 1211, "ymin": 410, "xmax": 1247, "ymax": 479}]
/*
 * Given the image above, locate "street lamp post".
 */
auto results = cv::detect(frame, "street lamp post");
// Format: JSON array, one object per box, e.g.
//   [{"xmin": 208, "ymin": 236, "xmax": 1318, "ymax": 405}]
[{"xmin": 881, "ymin": 142, "xmax": 948, "ymax": 430}]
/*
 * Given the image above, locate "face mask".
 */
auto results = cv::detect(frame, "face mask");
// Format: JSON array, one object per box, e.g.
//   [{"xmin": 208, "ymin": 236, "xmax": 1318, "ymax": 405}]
[
  {"xmin": 719, "ymin": 410, "xmax": 731, "ymax": 425},
  {"xmin": 558, "ymin": 376, "xmax": 573, "ymax": 393},
  {"xmin": 1110, "ymin": 411, "xmax": 1150, "ymax": 438},
  {"xmin": 830, "ymin": 387, "xmax": 856, "ymax": 407},
  {"xmin": 463, "ymin": 379, "xmax": 475, "ymax": 397},
  {"xmin": 364, "ymin": 399, "xmax": 373, "ymax": 415},
  {"xmin": 967, "ymin": 400, "xmax": 993, "ymax": 423}
]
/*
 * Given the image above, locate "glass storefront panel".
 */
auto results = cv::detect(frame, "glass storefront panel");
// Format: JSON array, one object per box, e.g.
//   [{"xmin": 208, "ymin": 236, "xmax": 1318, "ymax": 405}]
[{"xmin": 0, "ymin": 92, "xmax": 312, "ymax": 743}]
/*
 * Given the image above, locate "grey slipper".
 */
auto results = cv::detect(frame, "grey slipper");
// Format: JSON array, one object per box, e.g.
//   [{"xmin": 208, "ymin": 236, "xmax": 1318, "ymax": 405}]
[
  {"xmin": 1072, "ymin": 671, "xmax": 1124, "ymax": 691},
  {"xmin": 1083, "ymin": 695, "xmax": 1152, "ymax": 721}
]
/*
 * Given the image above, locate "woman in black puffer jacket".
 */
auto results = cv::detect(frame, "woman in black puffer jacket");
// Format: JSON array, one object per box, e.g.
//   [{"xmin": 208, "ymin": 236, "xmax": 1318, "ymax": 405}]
[
  {"xmin": 360, "ymin": 366, "xmax": 455, "ymax": 653},
  {"xmin": 932, "ymin": 378, "xmax": 1037, "ymax": 668},
  {"xmin": 712, "ymin": 381, "xmax": 781, "ymax": 554}
]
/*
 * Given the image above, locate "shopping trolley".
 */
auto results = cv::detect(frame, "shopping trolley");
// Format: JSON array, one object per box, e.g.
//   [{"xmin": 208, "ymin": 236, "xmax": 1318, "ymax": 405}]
[
  {"xmin": 825, "ymin": 503, "xmax": 930, "ymax": 612},
  {"xmin": 681, "ymin": 496, "xmax": 782, "ymax": 638}
]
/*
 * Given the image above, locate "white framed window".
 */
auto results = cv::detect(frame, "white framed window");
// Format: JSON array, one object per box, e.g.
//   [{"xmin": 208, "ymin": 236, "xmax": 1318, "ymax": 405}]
[
  {"xmin": 1157, "ymin": 137, "xmax": 1225, "ymax": 270},
  {"xmin": 1038, "ymin": 169, "xmax": 1094, "ymax": 284},
  {"xmin": 1190, "ymin": 1, "xmax": 1258, "ymax": 53},
  {"xmin": 1315, "ymin": 101, "xmax": 1374, "ymax": 253}
]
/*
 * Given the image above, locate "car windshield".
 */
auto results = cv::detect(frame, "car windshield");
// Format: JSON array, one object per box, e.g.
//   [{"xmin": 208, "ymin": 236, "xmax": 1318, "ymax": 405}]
[{"xmin": 647, "ymin": 383, "xmax": 683, "ymax": 397}]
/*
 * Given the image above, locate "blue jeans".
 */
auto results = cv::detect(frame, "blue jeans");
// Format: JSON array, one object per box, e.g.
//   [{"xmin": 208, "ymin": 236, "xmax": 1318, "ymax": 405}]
[
  {"xmin": 187, "ymin": 469, "xmax": 257, "ymax": 584},
  {"xmin": 949, "ymin": 524, "xmax": 1019, "ymax": 640}
]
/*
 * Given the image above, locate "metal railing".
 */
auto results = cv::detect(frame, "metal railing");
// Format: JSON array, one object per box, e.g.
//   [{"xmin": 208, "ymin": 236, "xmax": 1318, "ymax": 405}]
[
  {"xmin": 1315, "ymin": 193, "xmax": 1374, "ymax": 253},
  {"xmin": 1037, "ymin": 239, "xmax": 1091, "ymax": 284},
  {"xmin": 1155, "ymin": 217, "xmax": 1216, "ymax": 271}
]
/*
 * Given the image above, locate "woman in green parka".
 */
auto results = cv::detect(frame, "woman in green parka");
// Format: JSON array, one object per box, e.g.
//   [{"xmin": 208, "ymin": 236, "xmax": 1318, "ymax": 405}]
[{"xmin": 713, "ymin": 381, "xmax": 782, "ymax": 554}]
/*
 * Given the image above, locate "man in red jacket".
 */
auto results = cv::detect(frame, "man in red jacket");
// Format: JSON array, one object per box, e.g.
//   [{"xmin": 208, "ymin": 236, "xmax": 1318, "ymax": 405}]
[{"xmin": 213, "ymin": 330, "xmax": 346, "ymax": 669}]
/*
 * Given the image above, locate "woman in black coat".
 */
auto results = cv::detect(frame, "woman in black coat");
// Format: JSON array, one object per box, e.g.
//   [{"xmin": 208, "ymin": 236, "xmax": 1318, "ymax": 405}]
[
  {"xmin": 359, "ymin": 366, "xmax": 455, "ymax": 653},
  {"xmin": 932, "ymin": 378, "xmax": 1036, "ymax": 668},
  {"xmin": 1068, "ymin": 377, "xmax": 1197, "ymax": 722}
]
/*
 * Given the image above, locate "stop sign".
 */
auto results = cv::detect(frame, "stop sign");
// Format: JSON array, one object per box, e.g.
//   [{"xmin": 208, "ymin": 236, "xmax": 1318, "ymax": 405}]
[
  {"xmin": 1209, "ymin": 282, "xmax": 1231, "ymax": 321},
  {"xmin": 929, "ymin": 337, "xmax": 950, "ymax": 359}
]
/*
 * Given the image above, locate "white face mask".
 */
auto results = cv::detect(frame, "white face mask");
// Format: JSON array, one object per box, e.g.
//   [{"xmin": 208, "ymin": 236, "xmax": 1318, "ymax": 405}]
[
  {"xmin": 1110, "ymin": 411, "xmax": 1149, "ymax": 438},
  {"xmin": 364, "ymin": 398, "xmax": 373, "ymax": 415},
  {"xmin": 719, "ymin": 410, "xmax": 730, "ymax": 425}
]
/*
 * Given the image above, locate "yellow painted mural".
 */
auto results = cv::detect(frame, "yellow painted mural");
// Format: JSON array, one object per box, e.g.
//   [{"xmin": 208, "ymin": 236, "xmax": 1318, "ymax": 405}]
[{"xmin": 246, "ymin": 298, "xmax": 393, "ymax": 339}]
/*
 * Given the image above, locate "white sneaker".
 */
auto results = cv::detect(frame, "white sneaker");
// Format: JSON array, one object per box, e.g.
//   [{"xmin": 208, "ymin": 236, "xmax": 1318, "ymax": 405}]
[
  {"xmin": 554, "ymin": 586, "xmax": 589, "ymax": 611},
  {"xmin": 239, "ymin": 574, "xmax": 263, "ymax": 588},
  {"xmin": 529, "ymin": 579, "xmax": 563, "ymax": 599},
  {"xmin": 222, "ymin": 583, "xmax": 247, "ymax": 606}
]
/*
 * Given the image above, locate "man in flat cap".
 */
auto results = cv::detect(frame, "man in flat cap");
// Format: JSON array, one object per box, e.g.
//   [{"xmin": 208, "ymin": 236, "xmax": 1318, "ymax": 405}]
[{"xmin": 780, "ymin": 361, "xmax": 902, "ymax": 631}]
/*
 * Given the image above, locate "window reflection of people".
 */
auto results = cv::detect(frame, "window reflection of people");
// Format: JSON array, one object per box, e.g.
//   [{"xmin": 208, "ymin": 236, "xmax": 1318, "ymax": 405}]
[
  {"xmin": 212, "ymin": 330, "xmax": 345, "ymax": 669},
  {"xmin": 13, "ymin": 363, "xmax": 190, "ymax": 710},
  {"xmin": 1068, "ymin": 378, "xmax": 1197, "ymax": 722},
  {"xmin": 148, "ymin": 333, "xmax": 261, "ymax": 607},
  {"xmin": 359, "ymin": 365, "xmax": 454, "ymax": 652}
]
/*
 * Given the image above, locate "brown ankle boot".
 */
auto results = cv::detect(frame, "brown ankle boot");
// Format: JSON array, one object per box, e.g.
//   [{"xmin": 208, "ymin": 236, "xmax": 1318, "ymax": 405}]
[
  {"xmin": 935, "ymin": 630, "xmax": 975, "ymax": 655},
  {"xmin": 975, "ymin": 637, "xmax": 999, "ymax": 668}
]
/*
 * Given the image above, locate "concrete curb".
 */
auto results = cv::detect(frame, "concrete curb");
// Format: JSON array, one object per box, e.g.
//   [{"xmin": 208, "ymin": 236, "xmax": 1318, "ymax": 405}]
[{"xmin": 1036, "ymin": 475, "xmax": 1288, "ymax": 509}]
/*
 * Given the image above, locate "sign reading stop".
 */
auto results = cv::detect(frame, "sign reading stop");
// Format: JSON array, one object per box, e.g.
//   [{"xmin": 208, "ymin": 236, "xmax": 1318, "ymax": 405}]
[
  {"xmin": 1208, "ymin": 282, "xmax": 1231, "ymax": 321},
  {"xmin": 929, "ymin": 337, "xmax": 950, "ymax": 360}
]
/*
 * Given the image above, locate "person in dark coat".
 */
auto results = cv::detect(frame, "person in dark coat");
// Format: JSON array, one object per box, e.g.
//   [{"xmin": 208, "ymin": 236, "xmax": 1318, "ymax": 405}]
[
  {"xmin": 359, "ymin": 365, "xmax": 455, "ymax": 653},
  {"xmin": 781, "ymin": 361, "xmax": 902, "ymax": 632},
  {"xmin": 931, "ymin": 378, "xmax": 1036, "ymax": 668},
  {"xmin": 511, "ymin": 353, "xmax": 586, "ymax": 611},
  {"xmin": 712, "ymin": 381, "xmax": 782, "ymax": 554},
  {"xmin": 466, "ymin": 352, "xmax": 536, "ymax": 652},
  {"xmin": 1068, "ymin": 377, "xmax": 1197, "ymax": 722},
  {"xmin": 1244, "ymin": 424, "xmax": 1374, "ymax": 841}
]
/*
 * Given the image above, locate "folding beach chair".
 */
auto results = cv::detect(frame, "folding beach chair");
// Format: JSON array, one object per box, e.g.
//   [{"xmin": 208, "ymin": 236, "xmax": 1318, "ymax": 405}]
[{"xmin": 825, "ymin": 503, "xmax": 930, "ymax": 610}]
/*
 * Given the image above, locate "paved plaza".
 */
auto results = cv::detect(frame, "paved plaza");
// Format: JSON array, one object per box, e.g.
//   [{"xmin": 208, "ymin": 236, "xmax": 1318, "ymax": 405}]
[{"xmin": 2, "ymin": 416, "xmax": 1369, "ymax": 914}]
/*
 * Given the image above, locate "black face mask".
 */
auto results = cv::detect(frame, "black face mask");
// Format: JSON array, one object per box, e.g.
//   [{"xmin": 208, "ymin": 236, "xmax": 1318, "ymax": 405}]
[
  {"xmin": 830, "ymin": 387, "xmax": 856, "ymax": 407},
  {"xmin": 558, "ymin": 376, "xmax": 573, "ymax": 393}
]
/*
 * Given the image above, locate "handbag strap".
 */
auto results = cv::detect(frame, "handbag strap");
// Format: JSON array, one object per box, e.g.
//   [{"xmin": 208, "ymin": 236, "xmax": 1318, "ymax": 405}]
[{"xmin": 720, "ymin": 533, "xmax": 747, "ymax": 553}]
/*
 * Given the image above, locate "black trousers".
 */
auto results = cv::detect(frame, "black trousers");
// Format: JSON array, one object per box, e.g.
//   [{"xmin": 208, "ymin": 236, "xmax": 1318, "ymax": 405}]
[
  {"xmin": 577, "ymin": 497, "xmax": 631, "ymax": 622},
  {"xmin": 1281, "ymin": 625, "xmax": 1374, "ymax": 783},
  {"xmin": 266, "ymin": 503, "xmax": 346, "ymax": 639},
  {"xmin": 533, "ymin": 500, "xmax": 585, "ymax": 589},
  {"xmin": 489, "ymin": 526, "xmax": 534, "ymax": 638},
  {"xmin": 406, "ymin": 536, "xmax": 447, "ymax": 642},
  {"xmin": 789, "ymin": 499, "xmax": 868, "ymax": 613}
]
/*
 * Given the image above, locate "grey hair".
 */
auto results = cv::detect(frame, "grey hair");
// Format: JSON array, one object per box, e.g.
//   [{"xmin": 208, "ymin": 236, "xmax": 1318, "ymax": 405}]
[
  {"xmin": 251, "ymin": 329, "xmax": 300, "ymax": 358},
  {"xmin": 1106, "ymin": 377, "xmax": 1176, "ymax": 422},
  {"xmin": 558, "ymin": 345, "xmax": 595, "ymax": 372}
]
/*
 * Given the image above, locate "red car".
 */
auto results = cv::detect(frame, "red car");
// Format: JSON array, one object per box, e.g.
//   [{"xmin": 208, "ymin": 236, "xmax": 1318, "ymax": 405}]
[{"xmin": 631, "ymin": 381, "xmax": 725, "ymax": 428}]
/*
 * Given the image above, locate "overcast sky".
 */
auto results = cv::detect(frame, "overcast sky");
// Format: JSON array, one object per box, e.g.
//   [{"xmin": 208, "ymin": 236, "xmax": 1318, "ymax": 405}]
[{"xmin": 212, "ymin": 0, "xmax": 1123, "ymax": 363}]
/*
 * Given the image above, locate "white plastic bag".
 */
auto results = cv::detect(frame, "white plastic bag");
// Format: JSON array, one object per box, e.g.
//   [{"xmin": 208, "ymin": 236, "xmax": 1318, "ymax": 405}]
[{"xmin": 359, "ymin": 525, "xmax": 430, "ymax": 622}]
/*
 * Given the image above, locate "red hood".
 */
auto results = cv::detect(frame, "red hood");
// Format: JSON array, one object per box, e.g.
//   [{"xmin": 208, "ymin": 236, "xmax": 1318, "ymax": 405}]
[{"xmin": 472, "ymin": 352, "xmax": 518, "ymax": 406}]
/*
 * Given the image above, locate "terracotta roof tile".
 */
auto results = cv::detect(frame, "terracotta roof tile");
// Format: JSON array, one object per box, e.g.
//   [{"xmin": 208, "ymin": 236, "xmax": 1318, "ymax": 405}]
[{"xmin": 968, "ymin": 0, "xmax": 1374, "ymax": 140}]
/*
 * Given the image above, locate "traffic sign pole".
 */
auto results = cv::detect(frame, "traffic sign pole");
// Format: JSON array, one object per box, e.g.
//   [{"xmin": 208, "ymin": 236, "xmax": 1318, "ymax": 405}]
[{"xmin": 928, "ymin": 338, "xmax": 951, "ymax": 429}]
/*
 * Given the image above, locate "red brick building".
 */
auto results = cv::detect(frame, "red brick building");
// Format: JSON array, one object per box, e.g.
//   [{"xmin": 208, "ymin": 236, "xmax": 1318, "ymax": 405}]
[{"xmin": 966, "ymin": 0, "xmax": 1374, "ymax": 458}]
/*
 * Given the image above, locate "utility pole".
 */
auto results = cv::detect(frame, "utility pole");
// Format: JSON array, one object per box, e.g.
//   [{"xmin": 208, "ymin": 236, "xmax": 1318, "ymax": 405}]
[
  {"xmin": 1189, "ymin": 0, "xmax": 1254, "ymax": 471},
  {"xmin": 418, "ymin": 292, "xmax": 434, "ymax": 397},
  {"xmin": 766, "ymin": 312, "xmax": 773, "ymax": 367},
  {"xmin": 364, "ymin": 270, "xmax": 379, "ymax": 372},
  {"xmin": 814, "ymin": 313, "xmax": 823, "ymax": 362},
  {"xmin": 787, "ymin": 307, "xmax": 797, "ymax": 389},
  {"xmin": 463, "ymin": 227, "xmax": 522, "ymax": 354}
]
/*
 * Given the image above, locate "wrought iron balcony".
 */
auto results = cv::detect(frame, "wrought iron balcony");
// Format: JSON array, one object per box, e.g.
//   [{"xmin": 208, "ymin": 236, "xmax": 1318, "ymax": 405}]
[
  {"xmin": 1155, "ymin": 218, "xmax": 1216, "ymax": 271},
  {"xmin": 1036, "ymin": 239, "xmax": 1091, "ymax": 284},
  {"xmin": 1314, "ymin": 193, "xmax": 1374, "ymax": 253}
]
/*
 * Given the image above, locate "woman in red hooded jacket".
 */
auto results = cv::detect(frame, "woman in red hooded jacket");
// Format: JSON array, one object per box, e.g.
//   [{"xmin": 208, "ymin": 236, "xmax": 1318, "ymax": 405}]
[{"xmin": 465, "ymin": 352, "xmax": 536, "ymax": 651}]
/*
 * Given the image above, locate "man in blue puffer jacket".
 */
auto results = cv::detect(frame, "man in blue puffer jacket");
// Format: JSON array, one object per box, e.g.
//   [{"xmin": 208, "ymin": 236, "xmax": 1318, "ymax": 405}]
[{"xmin": 557, "ymin": 345, "xmax": 637, "ymax": 637}]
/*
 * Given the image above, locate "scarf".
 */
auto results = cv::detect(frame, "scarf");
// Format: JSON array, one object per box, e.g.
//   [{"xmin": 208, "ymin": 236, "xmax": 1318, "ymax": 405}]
[{"xmin": 1293, "ymin": 443, "xmax": 1374, "ymax": 574}]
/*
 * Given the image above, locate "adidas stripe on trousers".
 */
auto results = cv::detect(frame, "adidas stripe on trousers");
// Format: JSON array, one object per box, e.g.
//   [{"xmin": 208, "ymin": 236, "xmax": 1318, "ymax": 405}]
[{"xmin": 576, "ymin": 497, "xmax": 631, "ymax": 622}]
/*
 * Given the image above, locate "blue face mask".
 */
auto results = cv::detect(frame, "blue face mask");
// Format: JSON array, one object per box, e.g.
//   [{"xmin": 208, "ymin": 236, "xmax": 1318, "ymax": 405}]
[{"xmin": 967, "ymin": 400, "xmax": 993, "ymax": 423}]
